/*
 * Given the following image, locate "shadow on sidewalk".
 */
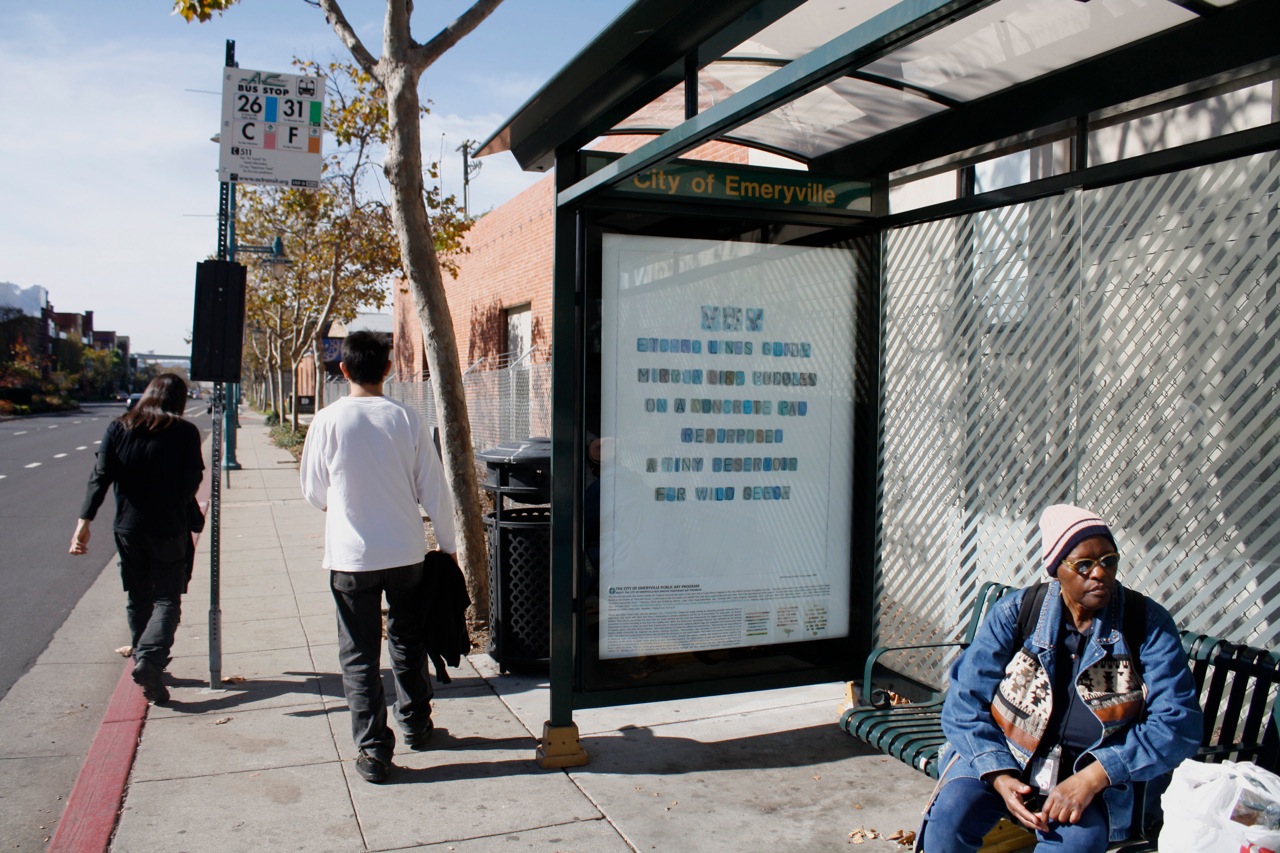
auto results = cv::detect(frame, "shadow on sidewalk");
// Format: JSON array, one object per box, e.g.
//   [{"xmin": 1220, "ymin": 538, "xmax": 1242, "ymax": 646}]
[
  {"xmin": 365, "ymin": 723, "xmax": 887, "ymax": 787},
  {"xmin": 573, "ymin": 722, "xmax": 880, "ymax": 775},
  {"xmin": 159, "ymin": 672, "xmax": 326, "ymax": 713}
]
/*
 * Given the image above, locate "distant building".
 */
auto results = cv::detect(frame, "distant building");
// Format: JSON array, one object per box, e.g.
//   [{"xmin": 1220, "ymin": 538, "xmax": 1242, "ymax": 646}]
[
  {"xmin": 0, "ymin": 282, "xmax": 48, "ymax": 318},
  {"xmin": 295, "ymin": 313, "xmax": 394, "ymax": 399}
]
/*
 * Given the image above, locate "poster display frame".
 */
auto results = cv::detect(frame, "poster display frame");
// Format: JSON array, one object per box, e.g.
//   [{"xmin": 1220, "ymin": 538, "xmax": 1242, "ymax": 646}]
[{"xmin": 558, "ymin": 167, "xmax": 881, "ymax": 707}]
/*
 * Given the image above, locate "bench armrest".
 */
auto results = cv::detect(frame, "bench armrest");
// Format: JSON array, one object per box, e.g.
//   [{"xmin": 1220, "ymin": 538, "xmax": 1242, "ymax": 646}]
[{"xmin": 863, "ymin": 641, "xmax": 965, "ymax": 708}]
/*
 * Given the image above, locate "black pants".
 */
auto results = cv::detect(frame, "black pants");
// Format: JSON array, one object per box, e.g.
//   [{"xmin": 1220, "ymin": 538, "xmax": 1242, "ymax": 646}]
[
  {"xmin": 115, "ymin": 531, "xmax": 188, "ymax": 669},
  {"xmin": 331, "ymin": 562, "xmax": 432, "ymax": 762}
]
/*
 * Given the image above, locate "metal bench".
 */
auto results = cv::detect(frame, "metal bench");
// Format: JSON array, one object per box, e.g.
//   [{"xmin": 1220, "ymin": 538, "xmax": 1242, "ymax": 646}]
[
  {"xmin": 838, "ymin": 581, "xmax": 1015, "ymax": 778},
  {"xmin": 838, "ymin": 583, "xmax": 1280, "ymax": 848}
]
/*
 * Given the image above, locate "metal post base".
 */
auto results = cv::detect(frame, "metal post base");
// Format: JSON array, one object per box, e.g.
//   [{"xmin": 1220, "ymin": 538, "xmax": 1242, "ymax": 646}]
[{"xmin": 536, "ymin": 721, "xmax": 589, "ymax": 769}]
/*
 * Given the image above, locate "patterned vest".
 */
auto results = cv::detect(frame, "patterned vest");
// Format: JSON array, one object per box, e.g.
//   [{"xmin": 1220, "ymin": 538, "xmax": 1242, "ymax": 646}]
[{"xmin": 990, "ymin": 590, "xmax": 1146, "ymax": 767}]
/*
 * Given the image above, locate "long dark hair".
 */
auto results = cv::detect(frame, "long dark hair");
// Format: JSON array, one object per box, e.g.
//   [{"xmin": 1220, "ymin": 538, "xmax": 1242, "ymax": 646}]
[{"xmin": 120, "ymin": 373, "xmax": 188, "ymax": 431}]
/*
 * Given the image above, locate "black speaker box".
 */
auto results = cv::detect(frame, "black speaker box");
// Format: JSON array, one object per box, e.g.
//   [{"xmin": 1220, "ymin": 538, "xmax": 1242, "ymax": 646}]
[{"xmin": 190, "ymin": 260, "xmax": 247, "ymax": 382}]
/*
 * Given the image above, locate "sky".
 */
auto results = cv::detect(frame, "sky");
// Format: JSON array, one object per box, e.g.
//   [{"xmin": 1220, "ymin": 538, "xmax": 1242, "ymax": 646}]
[{"xmin": 0, "ymin": 0, "xmax": 632, "ymax": 356}]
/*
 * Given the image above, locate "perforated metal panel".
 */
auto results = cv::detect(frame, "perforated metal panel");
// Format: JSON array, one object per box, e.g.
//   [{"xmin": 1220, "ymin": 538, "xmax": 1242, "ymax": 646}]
[
  {"xmin": 484, "ymin": 508, "xmax": 551, "ymax": 668},
  {"xmin": 877, "ymin": 151, "xmax": 1280, "ymax": 687}
]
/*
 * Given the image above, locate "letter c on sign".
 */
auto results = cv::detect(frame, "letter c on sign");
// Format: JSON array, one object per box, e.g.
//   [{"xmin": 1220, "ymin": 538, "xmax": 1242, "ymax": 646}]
[{"xmin": 241, "ymin": 122, "xmax": 258, "ymax": 142}]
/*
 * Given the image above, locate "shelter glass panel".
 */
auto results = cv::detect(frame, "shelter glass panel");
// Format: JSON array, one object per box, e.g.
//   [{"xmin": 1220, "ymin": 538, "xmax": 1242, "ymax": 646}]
[{"xmin": 876, "ymin": 151, "xmax": 1280, "ymax": 689}]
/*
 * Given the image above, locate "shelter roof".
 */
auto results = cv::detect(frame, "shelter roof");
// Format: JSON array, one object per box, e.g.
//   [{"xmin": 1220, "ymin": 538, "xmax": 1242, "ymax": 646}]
[{"xmin": 480, "ymin": 0, "xmax": 1275, "ymax": 185}]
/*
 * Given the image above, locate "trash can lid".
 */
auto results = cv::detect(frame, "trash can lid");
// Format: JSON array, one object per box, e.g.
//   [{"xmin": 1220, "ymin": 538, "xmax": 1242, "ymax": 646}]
[{"xmin": 476, "ymin": 437, "xmax": 551, "ymax": 466}]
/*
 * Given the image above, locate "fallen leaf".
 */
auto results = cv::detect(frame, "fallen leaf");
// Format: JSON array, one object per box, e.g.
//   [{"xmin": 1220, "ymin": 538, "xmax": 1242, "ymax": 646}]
[
  {"xmin": 854, "ymin": 803, "xmax": 864, "ymax": 809},
  {"xmin": 115, "ymin": 646, "xmax": 133, "ymax": 657},
  {"xmin": 888, "ymin": 829, "xmax": 916, "ymax": 846},
  {"xmin": 812, "ymin": 774, "xmax": 822, "ymax": 781},
  {"xmin": 223, "ymin": 675, "xmax": 247, "ymax": 684},
  {"xmin": 214, "ymin": 717, "xmax": 232, "ymax": 725}
]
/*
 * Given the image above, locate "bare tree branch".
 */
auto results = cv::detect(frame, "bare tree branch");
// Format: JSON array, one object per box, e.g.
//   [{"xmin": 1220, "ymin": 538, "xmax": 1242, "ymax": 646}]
[
  {"xmin": 316, "ymin": 0, "xmax": 379, "ymax": 76},
  {"xmin": 412, "ymin": 0, "xmax": 504, "ymax": 72}
]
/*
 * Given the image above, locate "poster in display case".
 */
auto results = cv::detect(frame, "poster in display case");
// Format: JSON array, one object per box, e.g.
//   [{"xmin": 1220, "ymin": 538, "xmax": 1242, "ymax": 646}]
[{"xmin": 597, "ymin": 234, "xmax": 856, "ymax": 660}]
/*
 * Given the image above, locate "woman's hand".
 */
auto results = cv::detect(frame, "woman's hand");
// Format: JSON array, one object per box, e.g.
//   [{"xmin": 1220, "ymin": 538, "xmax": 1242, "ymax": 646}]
[
  {"xmin": 1042, "ymin": 761, "xmax": 1110, "ymax": 825},
  {"xmin": 990, "ymin": 773, "xmax": 1049, "ymax": 832},
  {"xmin": 69, "ymin": 519, "xmax": 91, "ymax": 555}
]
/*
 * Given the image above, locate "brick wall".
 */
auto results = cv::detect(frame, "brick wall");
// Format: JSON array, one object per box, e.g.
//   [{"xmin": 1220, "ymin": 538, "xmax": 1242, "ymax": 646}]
[{"xmin": 393, "ymin": 138, "xmax": 751, "ymax": 376}]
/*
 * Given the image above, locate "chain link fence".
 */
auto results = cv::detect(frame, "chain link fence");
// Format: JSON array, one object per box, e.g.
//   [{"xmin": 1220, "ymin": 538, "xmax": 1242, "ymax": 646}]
[{"xmin": 321, "ymin": 348, "xmax": 551, "ymax": 455}]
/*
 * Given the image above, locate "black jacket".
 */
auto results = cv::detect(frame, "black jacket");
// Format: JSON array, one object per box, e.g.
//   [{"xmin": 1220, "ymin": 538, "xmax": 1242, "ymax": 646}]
[
  {"xmin": 80, "ymin": 419, "xmax": 204, "ymax": 537},
  {"xmin": 422, "ymin": 550, "xmax": 472, "ymax": 683}
]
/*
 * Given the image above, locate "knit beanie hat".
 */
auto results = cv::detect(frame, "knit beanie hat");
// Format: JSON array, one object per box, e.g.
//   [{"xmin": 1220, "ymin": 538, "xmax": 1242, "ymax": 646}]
[{"xmin": 1039, "ymin": 504, "xmax": 1116, "ymax": 577}]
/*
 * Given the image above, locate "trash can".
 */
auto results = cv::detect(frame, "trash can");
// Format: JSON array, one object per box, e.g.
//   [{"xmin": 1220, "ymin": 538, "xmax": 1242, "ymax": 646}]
[{"xmin": 477, "ymin": 438, "xmax": 551, "ymax": 671}]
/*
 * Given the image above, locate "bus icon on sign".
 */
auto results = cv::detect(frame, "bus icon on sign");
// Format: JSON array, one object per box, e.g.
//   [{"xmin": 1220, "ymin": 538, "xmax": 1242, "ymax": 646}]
[{"xmin": 298, "ymin": 79, "xmax": 317, "ymax": 97}]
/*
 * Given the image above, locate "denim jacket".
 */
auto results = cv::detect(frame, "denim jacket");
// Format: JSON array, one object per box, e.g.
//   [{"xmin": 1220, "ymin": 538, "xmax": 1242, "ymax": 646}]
[{"xmin": 929, "ymin": 582, "xmax": 1202, "ymax": 842}]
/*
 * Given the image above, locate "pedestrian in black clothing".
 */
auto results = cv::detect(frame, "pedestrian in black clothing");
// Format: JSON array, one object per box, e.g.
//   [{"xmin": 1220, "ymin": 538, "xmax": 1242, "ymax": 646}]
[{"xmin": 70, "ymin": 373, "xmax": 205, "ymax": 704}]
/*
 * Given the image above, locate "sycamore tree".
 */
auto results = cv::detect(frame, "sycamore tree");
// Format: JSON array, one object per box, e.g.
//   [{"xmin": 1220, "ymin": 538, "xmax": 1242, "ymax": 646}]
[
  {"xmin": 178, "ymin": 0, "xmax": 504, "ymax": 619},
  {"xmin": 238, "ymin": 61, "xmax": 469, "ymax": 430},
  {"xmin": 296, "ymin": 58, "xmax": 471, "ymax": 410}
]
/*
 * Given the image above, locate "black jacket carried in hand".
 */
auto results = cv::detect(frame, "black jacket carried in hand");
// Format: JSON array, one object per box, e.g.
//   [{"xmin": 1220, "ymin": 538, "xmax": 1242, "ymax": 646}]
[{"xmin": 421, "ymin": 550, "xmax": 471, "ymax": 683}]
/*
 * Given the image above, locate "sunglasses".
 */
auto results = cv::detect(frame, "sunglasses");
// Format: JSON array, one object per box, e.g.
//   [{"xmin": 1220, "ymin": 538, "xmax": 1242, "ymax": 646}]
[{"xmin": 1060, "ymin": 553, "xmax": 1120, "ymax": 577}]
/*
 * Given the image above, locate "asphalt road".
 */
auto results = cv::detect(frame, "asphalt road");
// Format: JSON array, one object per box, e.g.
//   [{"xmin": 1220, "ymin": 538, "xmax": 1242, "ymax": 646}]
[{"xmin": 0, "ymin": 401, "xmax": 213, "ymax": 701}]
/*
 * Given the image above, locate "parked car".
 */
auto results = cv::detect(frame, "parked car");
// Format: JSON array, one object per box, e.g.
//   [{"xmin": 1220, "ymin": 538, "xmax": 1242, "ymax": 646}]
[{"xmin": 125, "ymin": 393, "xmax": 143, "ymax": 410}]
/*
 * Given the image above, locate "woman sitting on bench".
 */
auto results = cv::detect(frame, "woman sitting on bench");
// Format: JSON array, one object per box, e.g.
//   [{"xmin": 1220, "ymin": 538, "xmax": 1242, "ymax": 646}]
[{"xmin": 918, "ymin": 504, "xmax": 1202, "ymax": 852}]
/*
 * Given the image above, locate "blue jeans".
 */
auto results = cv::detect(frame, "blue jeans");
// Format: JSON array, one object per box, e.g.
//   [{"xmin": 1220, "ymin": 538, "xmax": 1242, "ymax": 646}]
[
  {"xmin": 115, "ymin": 532, "xmax": 188, "ymax": 669},
  {"xmin": 331, "ymin": 563, "xmax": 432, "ymax": 763},
  {"xmin": 920, "ymin": 777, "xmax": 1109, "ymax": 853}
]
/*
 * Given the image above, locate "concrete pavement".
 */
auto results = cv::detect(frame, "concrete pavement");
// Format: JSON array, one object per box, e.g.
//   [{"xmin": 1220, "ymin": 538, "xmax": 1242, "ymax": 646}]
[{"xmin": 43, "ymin": 419, "xmax": 938, "ymax": 852}]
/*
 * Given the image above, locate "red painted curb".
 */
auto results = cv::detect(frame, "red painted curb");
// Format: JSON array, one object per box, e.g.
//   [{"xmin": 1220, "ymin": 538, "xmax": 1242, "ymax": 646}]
[
  {"xmin": 48, "ymin": 448, "xmax": 214, "ymax": 852},
  {"xmin": 46, "ymin": 664, "xmax": 148, "ymax": 853}
]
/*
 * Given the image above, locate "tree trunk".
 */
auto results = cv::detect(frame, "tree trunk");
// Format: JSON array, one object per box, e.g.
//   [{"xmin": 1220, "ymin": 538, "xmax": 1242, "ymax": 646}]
[
  {"xmin": 381, "ymin": 63, "xmax": 489, "ymax": 622},
  {"xmin": 315, "ymin": 342, "xmax": 326, "ymax": 410}
]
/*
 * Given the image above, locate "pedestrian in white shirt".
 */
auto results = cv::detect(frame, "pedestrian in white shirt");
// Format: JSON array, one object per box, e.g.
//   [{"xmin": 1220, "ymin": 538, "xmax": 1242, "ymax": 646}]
[{"xmin": 299, "ymin": 330, "xmax": 457, "ymax": 783}]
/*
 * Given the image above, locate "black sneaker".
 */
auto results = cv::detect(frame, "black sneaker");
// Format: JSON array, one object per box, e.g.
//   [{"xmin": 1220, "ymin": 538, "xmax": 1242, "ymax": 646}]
[
  {"xmin": 131, "ymin": 659, "xmax": 169, "ymax": 704},
  {"xmin": 404, "ymin": 721, "xmax": 435, "ymax": 751},
  {"xmin": 355, "ymin": 752, "xmax": 389, "ymax": 783}
]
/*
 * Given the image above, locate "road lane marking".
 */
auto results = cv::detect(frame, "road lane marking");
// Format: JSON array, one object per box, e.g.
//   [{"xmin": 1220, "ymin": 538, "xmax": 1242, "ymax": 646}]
[
  {"xmin": 54, "ymin": 453, "xmax": 68, "ymax": 459},
  {"xmin": 94, "ymin": 440, "xmax": 101, "ymax": 445},
  {"xmin": 77, "ymin": 446, "xmax": 88, "ymax": 450},
  {"xmin": 0, "ymin": 475, "xmax": 6, "ymax": 480},
  {"xmin": 47, "ymin": 425, "xmax": 58, "ymax": 429},
  {"xmin": 25, "ymin": 463, "xmax": 41, "ymax": 468},
  {"xmin": 13, "ymin": 431, "xmax": 27, "ymax": 435}
]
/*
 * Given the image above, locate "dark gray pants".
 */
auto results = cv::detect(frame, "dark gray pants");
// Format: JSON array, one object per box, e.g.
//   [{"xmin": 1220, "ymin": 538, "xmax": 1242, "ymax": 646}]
[
  {"xmin": 115, "ymin": 532, "xmax": 188, "ymax": 669},
  {"xmin": 331, "ymin": 562, "xmax": 432, "ymax": 762}
]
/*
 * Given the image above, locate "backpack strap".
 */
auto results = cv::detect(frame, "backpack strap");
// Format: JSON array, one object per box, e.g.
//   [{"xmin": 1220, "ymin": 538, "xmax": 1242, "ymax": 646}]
[
  {"xmin": 1016, "ymin": 581, "xmax": 1050, "ymax": 646},
  {"xmin": 1121, "ymin": 586, "xmax": 1147, "ymax": 678}
]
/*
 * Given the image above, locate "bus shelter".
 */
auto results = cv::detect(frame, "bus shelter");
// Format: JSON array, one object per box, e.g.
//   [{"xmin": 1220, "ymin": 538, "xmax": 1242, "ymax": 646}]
[{"xmin": 478, "ymin": 0, "xmax": 1280, "ymax": 766}]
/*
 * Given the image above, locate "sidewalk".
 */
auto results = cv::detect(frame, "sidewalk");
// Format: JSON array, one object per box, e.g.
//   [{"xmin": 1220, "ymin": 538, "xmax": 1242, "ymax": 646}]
[{"xmin": 85, "ymin": 421, "xmax": 937, "ymax": 852}]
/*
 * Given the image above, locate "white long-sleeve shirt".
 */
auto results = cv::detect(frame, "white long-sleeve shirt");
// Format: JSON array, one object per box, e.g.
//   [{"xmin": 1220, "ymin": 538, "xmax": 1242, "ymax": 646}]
[{"xmin": 299, "ymin": 395, "xmax": 456, "ymax": 571}]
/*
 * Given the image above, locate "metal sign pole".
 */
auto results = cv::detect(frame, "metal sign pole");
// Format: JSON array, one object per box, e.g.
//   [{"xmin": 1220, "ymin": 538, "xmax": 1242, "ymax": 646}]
[
  {"xmin": 224, "ymin": 181, "xmax": 241, "ymax": 481},
  {"xmin": 203, "ymin": 37, "xmax": 235, "ymax": 692},
  {"xmin": 208, "ymin": 382, "xmax": 224, "ymax": 690}
]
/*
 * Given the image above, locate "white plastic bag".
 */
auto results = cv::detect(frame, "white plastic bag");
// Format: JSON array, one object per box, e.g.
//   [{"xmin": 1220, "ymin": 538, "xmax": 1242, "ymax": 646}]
[{"xmin": 1159, "ymin": 759, "xmax": 1280, "ymax": 853}]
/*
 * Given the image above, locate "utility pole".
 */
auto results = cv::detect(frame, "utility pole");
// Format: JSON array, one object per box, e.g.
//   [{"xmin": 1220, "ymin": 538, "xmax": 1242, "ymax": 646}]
[{"xmin": 458, "ymin": 139, "xmax": 481, "ymax": 219}]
